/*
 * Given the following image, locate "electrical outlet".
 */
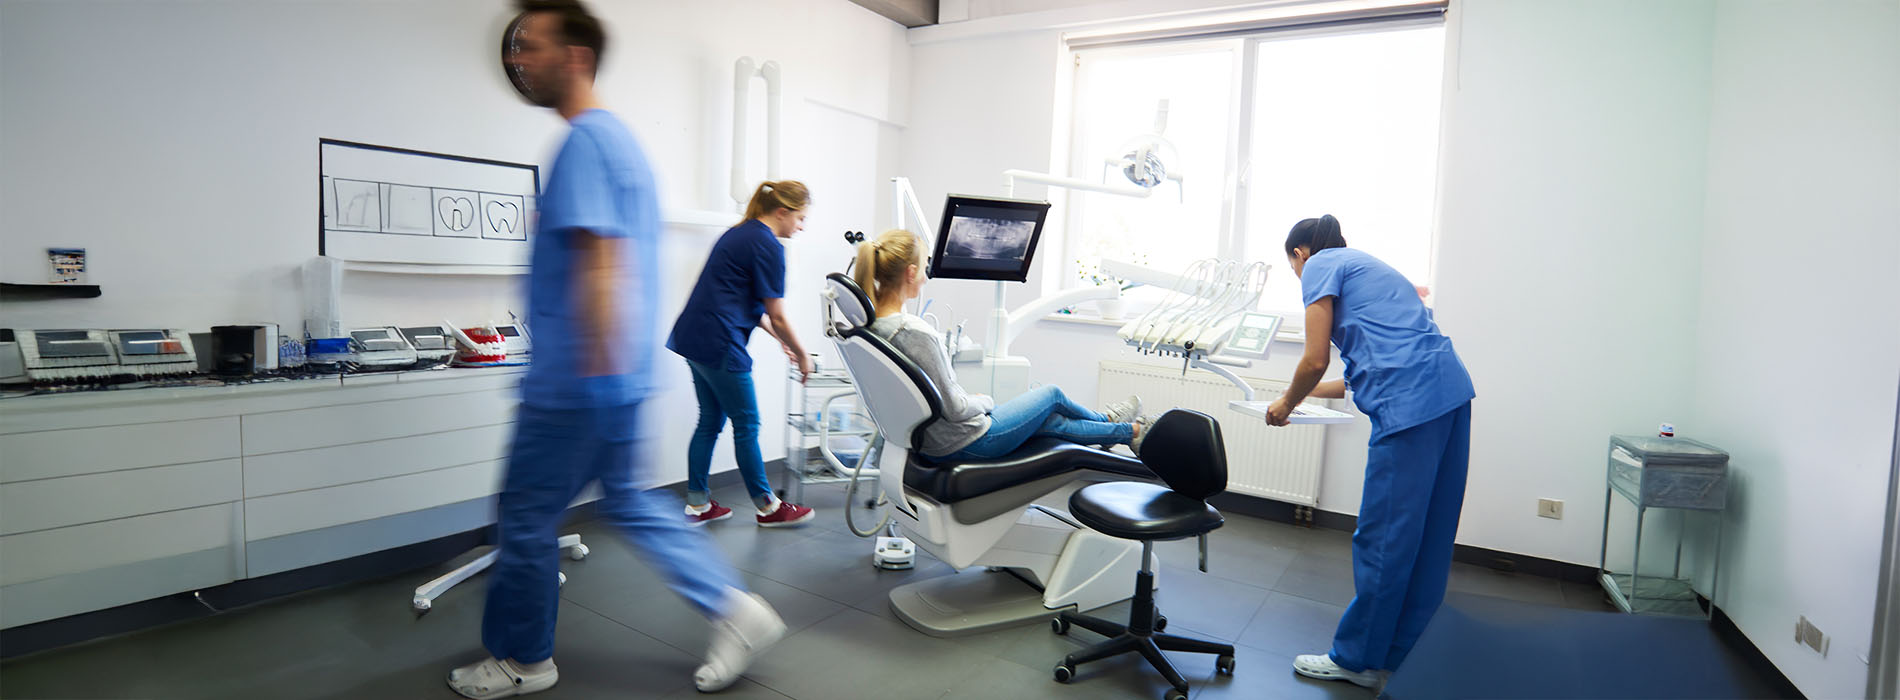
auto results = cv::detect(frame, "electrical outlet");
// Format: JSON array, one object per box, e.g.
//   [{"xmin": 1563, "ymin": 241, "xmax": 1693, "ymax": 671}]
[
  {"xmin": 1537, "ymin": 498, "xmax": 1564, "ymax": 519},
  {"xmin": 1796, "ymin": 616, "xmax": 1830, "ymax": 656}
]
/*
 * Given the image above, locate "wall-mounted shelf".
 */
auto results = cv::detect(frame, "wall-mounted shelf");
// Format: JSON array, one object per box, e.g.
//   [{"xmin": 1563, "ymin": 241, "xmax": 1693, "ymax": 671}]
[{"xmin": 1, "ymin": 283, "xmax": 102, "ymax": 301}]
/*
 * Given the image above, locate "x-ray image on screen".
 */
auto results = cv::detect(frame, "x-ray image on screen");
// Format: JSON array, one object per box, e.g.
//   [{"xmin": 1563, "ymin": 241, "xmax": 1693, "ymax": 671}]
[
  {"xmin": 945, "ymin": 217, "xmax": 1035, "ymax": 262},
  {"xmin": 929, "ymin": 195, "xmax": 1050, "ymax": 282}
]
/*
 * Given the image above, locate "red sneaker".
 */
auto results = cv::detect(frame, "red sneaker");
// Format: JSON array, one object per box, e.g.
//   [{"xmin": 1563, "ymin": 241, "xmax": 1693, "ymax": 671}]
[
  {"xmin": 755, "ymin": 501, "xmax": 814, "ymax": 528},
  {"xmin": 687, "ymin": 501, "xmax": 733, "ymax": 526}
]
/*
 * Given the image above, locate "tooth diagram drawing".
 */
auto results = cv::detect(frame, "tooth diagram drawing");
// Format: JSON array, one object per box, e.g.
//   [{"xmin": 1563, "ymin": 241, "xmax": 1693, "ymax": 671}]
[
  {"xmin": 437, "ymin": 196, "xmax": 475, "ymax": 232},
  {"xmin": 487, "ymin": 201, "xmax": 521, "ymax": 234}
]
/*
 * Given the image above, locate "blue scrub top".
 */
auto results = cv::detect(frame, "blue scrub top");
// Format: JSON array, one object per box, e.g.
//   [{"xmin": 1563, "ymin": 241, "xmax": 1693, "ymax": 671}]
[
  {"xmin": 1301, "ymin": 248, "xmax": 1474, "ymax": 441},
  {"xmin": 667, "ymin": 219, "xmax": 785, "ymax": 373},
  {"xmin": 519, "ymin": 109, "xmax": 661, "ymax": 410}
]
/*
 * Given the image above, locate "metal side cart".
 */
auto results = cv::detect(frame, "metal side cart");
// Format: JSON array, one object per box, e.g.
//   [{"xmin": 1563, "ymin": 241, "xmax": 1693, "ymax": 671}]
[
  {"xmin": 780, "ymin": 365, "xmax": 881, "ymax": 505},
  {"xmin": 1598, "ymin": 434, "xmax": 1730, "ymax": 617}
]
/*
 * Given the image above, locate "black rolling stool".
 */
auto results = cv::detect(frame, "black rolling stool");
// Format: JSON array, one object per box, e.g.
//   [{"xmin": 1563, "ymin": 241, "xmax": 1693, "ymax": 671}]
[{"xmin": 1051, "ymin": 409, "xmax": 1237, "ymax": 700}]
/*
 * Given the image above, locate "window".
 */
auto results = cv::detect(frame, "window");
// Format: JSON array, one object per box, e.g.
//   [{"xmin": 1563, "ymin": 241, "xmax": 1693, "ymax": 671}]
[{"xmin": 1064, "ymin": 23, "xmax": 1447, "ymax": 319}]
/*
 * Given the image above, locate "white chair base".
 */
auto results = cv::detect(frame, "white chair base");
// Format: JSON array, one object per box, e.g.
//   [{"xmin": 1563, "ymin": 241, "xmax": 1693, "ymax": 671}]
[{"xmin": 411, "ymin": 534, "xmax": 587, "ymax": 613}]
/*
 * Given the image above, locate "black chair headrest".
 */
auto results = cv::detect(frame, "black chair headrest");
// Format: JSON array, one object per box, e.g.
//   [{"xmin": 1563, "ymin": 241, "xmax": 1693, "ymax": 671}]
[
  {"xmin": 825, "ymin": 272, "xmax": 874, "ymax": 329},
  {"xmin": 1137, "ymin": 409, "xmax": 1228, "ymax": 500}
]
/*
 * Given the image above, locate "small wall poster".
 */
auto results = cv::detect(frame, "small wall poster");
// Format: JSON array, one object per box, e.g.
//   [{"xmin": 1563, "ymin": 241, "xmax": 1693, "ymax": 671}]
[{"xmin": 48, "ymin": 248, "xmax": 86, "ymax": 284}]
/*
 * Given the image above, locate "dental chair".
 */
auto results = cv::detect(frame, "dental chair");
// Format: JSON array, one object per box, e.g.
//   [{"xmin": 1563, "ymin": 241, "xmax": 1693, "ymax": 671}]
[{"xmin": 823, "ymin": 273, "xmax": 1157, "ymax": 635}]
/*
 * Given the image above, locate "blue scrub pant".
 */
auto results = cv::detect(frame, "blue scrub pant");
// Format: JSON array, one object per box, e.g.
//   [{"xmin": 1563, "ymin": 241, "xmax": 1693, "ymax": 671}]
[
  {"xmin": 684, "ymin": 359, "xmax": 776, "ymax": 509},
  {"xmin": 1330, "ymin": 402, "xmax": 1472, "ymax": 672},
  {"xmin": 948, "ymin": 385, "xmax": 1134, "ymax": 460},
  {"xmin": 482, "ymin": 401, "xmax": 741, "ymax": 664}
]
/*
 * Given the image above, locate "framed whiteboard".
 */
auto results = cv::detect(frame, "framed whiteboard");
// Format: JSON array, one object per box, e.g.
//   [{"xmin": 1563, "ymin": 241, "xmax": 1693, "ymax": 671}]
[{"xmin": 318, "ymin": 139, "xmax": 539, "ymax": 266}]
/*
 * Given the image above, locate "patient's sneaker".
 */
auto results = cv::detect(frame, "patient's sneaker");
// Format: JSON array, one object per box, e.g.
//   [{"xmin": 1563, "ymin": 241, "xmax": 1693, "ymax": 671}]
[
  {"xmin": 448, "ymin": 656, "xmax": 558, "ymax": 699},
  {"xmin": 686, "ymin": 501, "xmax": 733, "ymax": 525},
  {"xmin": 756, "ymin": 500, "xmax": 814, "ymax": 528},
  {"xmin": 1292, "ymin": 654, "xmax": 1383, "ymax": 688},
  {"xmin": 1102, "ymin": 395, "xmax": 1142, "ymax": 424},
  {"xmin": 1130, "ymin": 413, "xmax": 1159, "ymax": 454},
  {"xmin": 694, "ymin": 588, "xmax": 787, "ymax": 692}
]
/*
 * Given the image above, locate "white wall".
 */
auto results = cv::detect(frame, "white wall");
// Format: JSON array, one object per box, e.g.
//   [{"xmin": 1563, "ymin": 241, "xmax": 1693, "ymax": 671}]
[
  {"xmin": 0, "ymin": 0, "xmax": 911, "ymax": 486},
  {"xmin": 903, "ymin": 1, "xmax": 1720, "ymax": 562},
  {"xmin": 1690, "ymin": 1, "xmax": 1900, "ymax": 696},
  {"xmin": 1432, "ymin": 0, "xmax": 1716, "ymax": 566}
]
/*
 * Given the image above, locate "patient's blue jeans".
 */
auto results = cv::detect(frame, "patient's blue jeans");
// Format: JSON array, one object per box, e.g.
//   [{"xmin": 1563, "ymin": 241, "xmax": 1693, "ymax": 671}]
[{"xmin": 948, "ymin": 385, "xmax": 1133, "ymax": 460}]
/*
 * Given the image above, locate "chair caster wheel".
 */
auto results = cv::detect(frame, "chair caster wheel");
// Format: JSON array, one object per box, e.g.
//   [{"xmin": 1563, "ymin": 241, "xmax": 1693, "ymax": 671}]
[
  {"xmin": 412, "ymin": 598, "xmax": 431, "ymax": 615},
  {"xmin": 1155, "ymin": 615, "xmax": 1168, "ymax": 632},
  {"xmin": 1164, "ymin": 688, "xmax": 1188, "ymax": 700},
  {"xmin": 566, "ymin": 544, "xmax": 589, "ymax": 561},
  {"xmin": 1216, "ymin": 654, "xmax": 1236, "ymax": 674},
  {"xmin": 1054, "ymin": 660, "xmax": 1075, "ymax": 683},
  {"xmin": 1051, "ymin": 617, "xmax": 1071, "ymax": 635}
]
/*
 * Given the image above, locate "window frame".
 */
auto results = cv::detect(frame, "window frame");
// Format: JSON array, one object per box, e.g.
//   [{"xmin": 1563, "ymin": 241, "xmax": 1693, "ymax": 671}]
[{"xmin": 1058, "ymin": 18, "xmax": 1450, "ymax": 326}]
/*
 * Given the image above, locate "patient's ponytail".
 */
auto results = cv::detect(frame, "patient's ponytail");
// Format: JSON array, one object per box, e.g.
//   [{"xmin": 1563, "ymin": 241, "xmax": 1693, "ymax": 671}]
[
  {"xmin": 854, "ymin": 241, "xmax": 879, "ymax": 299},
  {"xmin": 853, "ymin": 229, "xmax": 923, "ymax": 305},
  {"xmin": 1284, "ymin": 214, "xmax": 1348, "ymax": 257}
]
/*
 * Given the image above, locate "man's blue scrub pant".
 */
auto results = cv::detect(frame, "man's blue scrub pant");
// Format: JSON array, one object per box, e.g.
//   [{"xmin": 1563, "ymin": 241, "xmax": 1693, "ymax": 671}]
[
  {"xmin": 1330, "ymin": 402, "xmax": 1471, "ymax": 673},
  {"xmin": 483, "ymin": 402, "xmax": 741, "ymax": 664}
]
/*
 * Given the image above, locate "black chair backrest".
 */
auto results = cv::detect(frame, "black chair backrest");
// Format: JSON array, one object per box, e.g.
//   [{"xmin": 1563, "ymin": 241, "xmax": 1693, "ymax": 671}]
[
  {"xmin": 825, "ymin": 272, "xmax": 874, "ymax": 330},
  {"xmin": 1138, "ymin": 409, "xmax": 1228, "ymax": 500},
  {"xmin": 824, "ymin": 273, "xmax": 946, "ymax": 451}
]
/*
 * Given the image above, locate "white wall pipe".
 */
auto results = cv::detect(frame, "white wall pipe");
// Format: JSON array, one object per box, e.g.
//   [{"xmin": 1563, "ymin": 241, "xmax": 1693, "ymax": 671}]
[
  {"xmin": 731, "ymin": 57, "xmax": 754, "ymax": 205},
  {"xmin": 761, "ymin": 60, "xmax": 781, "ymax": 181},
  {"xmin": 731, "ymin": 58, "xmax": 783, "ymax": 205}
]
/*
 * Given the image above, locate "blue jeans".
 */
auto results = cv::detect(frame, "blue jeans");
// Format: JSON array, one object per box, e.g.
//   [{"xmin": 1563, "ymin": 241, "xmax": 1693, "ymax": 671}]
[
  {"xmin": 1329, "ymin": 402, "xmax": 1472, "ymax": 672},
  {"xmin": 685, "ymin": 359, "xmax": 776, "ymax": 509},
  {"xmin": 948, "ymin": 385, "xmax": 1134, "ymax": 460},
  {"xmin": 483, "ymin": 401, "xmax": 742, "ymax": 664}
]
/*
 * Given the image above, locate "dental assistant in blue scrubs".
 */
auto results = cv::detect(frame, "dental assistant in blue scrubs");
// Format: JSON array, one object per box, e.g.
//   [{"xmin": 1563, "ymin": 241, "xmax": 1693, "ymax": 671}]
[
  {"xmin": 667, "ymin": 181, "xmax": 816, "ymax": 528},
  {"xmin": 1264, "ymin": 214, "xmax": 1476, "ymax": 688}
]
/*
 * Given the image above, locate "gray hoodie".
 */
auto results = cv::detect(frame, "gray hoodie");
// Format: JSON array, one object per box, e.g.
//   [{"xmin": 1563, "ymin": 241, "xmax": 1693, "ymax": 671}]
[{"xmin": 867, "ymin": 313, "xmax": 994, "ymax": 457}]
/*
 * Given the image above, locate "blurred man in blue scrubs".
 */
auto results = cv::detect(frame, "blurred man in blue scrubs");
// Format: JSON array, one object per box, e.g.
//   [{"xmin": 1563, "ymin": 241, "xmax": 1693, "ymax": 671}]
[
  {"xmin": 447, "ymin": 2, "xmax": 783, "ymax": 696},
  {"xmin": 1265, "ymin": 215, "xmax": 1475, "ymax": 690}
]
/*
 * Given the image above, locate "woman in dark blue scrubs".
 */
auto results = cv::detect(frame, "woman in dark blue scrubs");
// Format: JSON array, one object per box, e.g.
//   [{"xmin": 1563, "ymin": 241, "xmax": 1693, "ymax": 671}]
[
  {"xmin": 667, "ymin": 181, "xmax": 816, "ymax": 529},
  {"xmin": 1265, "ymin": 215, "xmax": 1475, "ymax": 688}
]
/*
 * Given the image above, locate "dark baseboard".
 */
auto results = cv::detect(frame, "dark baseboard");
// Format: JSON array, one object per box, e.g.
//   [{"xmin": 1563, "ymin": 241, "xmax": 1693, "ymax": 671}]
[
  {"xmin": 1711, "ymin": 606, "xmax": 1807, "ymax": 699},
  {"xmin": 1208, "ymin": 491, "xmax": 1601, "ymax": 583}
]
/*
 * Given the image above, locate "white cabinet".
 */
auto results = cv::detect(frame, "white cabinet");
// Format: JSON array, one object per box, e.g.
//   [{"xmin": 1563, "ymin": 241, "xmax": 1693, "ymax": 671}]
[{"xmin": 0, "ymin": 368, "xmax": 523, "ymax": 628}]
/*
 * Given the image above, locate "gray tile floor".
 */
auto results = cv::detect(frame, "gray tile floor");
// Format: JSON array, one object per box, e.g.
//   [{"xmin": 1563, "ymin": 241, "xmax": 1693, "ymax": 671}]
[{"xmin": 0, "ymin": 481, "xmax": 1610, "ymax": 699}]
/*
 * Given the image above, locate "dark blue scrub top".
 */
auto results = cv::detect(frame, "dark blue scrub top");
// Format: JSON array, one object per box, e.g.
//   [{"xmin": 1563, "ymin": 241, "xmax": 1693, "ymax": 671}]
[{"xmin": 667, "ymin": 219, "xmax": 785, "ymax": 373}]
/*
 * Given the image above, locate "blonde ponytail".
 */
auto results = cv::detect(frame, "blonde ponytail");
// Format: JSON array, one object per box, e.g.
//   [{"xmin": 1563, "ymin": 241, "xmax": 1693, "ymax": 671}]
[
  {"xmin": 742, "ymin": 180, "xmax": 810, "ymax": 223},
  {"xmin": 854, "ymin": 241, "xmax": 879, "ymax": 300},
  {"xmin": 853, "ymin": 229, "xmax": 923, "ymax": 306}
]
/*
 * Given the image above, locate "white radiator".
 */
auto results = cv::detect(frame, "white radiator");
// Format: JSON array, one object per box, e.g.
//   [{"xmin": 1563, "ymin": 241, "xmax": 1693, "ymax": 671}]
[{"xmin": 1097, "ymin": 361, "xmax": 1328, "ymax": 506}]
